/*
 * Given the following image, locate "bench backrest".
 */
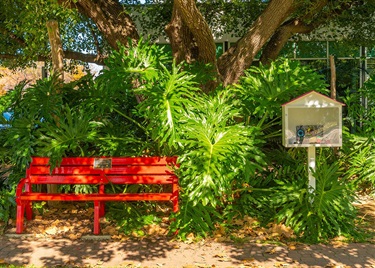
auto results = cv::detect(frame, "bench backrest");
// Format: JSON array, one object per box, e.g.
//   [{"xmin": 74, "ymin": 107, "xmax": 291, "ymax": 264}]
[{"xmin": 26, "ymin": 156, "xmax": 178, "ymax": 185}]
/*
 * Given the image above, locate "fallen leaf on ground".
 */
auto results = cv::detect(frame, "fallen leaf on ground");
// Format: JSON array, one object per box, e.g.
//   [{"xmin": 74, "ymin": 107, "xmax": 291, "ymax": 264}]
[
  {"xmin": 268, "ymin": 223, "xmax": 294, "ymax": 239},
  {"xmin": 0, "ymin": 259, "xmax": 9, "ymax": 265},
  {"xmin": 102, "ymin": 225, "xmax": 118, "ymax": 236},
  {"xmin": 265, "ymin": 248, "xmax": 276, "ymax": 254},
  {"xmin": 275, "ymin": 262, "xmax": 289, "ymax": 267},
  {"xmin": 184, "ymin": 233, "xmax": 195, "ymax": 244},
  {"xmin": 331, "ymin": 241, "xmax": 348, "ymax": 248},
  {"xmin": 325, "ymin": 264, "xmax": 351, "ymax": 268},
  {"xmin": 120, "ymin": 261, "xmax": 137, "ymax": 267},
  {"xmin": 68, "ymin": 233, "xmax": 79, "ymax": 240},
  {"xmin": 194, "ymin": 263, "xmax": 210, "ymax": 268},
  {"xmin": 34, "ymin": 215, "xmax": 43, "ymax": 221},
  {"xmin": 45, "ymin": 226, "xmax": 58, "ymax": 235},
  {"xmin": 214, "ymin": 253, "xmax": 231, "ymax": 262}
]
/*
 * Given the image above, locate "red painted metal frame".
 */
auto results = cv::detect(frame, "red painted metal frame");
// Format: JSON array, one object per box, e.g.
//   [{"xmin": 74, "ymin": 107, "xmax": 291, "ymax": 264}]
[{"xmin": 16, "ymin": 156, "xmax": 179, "ymax": 235}]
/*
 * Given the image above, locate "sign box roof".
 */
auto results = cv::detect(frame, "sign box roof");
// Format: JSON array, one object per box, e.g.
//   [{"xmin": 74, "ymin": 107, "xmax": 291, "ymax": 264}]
[{"xmin": 282, "ymin": 91, "xmax": 345, "ymax": 108}]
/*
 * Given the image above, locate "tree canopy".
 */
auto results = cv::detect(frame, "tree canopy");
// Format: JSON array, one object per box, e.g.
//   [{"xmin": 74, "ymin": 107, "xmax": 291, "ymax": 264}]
[{"xmin": 1, "ymin": 0, "xmax": 375, "ymax": 86}]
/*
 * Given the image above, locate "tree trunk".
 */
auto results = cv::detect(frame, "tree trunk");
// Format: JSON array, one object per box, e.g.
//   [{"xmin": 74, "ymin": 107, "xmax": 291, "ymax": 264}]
[
  {"xmin": 58, "ymin": 0, "xmax": 139, "ymax": 49},
  {"xmin": 165, "ymin": 0, "xmax": 220, "ymax": 91},
  {"xmin": 217, "ymin": 0, "xmax": 295, "ymax": 86},
  {"xmin": 165, "ymin": 3, "xmax": 197, "ymax": 64},
  {"xmin": 172, "ymin": 0, "xmax": 217, "ymax": 66}
]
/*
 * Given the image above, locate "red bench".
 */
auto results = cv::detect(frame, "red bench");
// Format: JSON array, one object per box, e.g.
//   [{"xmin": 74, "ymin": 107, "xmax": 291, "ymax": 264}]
[{"xmin": 16, "ymin": 156, "xmax": 179, "ymax": 235}]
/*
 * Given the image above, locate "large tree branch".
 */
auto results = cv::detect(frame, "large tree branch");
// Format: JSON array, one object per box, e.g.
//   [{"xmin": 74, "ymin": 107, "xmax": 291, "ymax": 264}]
[
  {"xmin": 165, "ymin": 0, "xmax": 220, "ymax": 92},
  {"xmin": 58, "ymin": 0, "xmax": 139, "ymax": 49},
  {"xmin": 165, "ymin": 3, "xmax": 197, "ymax": 64},
  {"xmin": 173, "ymin": 0, "xmax": 216, "ymax": 65},
  {"xmin": 218, "ymin": 0, "xmax": 296, "ymax": 86},
  {"xmin": 0, "ymin": 54, "xmax": 46, "ymax": 61},
  {"xmin": 259, "ymin": 20, "xmax": 315, "ymax": 64},
  {"xmin": 87, "ymin": 22, "xmax": 103, "ymax": 59},
  {"xmin": 64, "ymin": 51, "xmax": 105, "ymax": 64},
  {"xmin": 0, "ymin": 51, "xmax": 104, "ymax": 65},
  {"xmin": 260, "ymin": 0, "xmax": 357, "ymax": 64},
  {"xmin": 0, "ymin": 26, "xmax": 27, "ymax": 46}
]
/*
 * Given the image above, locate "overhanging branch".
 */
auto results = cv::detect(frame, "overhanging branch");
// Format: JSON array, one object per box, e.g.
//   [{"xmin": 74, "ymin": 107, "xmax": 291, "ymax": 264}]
[
  {"xmin": 64, "ymin": 51, "xmax": 105, "ymax": 65},
  {"xmin": 0, "ymin": 51, "xmax": 105, "ymax": 65}
]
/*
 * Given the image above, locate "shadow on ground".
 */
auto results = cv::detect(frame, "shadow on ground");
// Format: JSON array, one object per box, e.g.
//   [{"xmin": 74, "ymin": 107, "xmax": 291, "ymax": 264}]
[{"xmin": 1, "ymin": 236, "xmax": 375, "ymax": 268}]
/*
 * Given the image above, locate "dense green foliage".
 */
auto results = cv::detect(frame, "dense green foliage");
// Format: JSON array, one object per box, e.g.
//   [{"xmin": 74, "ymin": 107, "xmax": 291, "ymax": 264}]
[
  {"xmin": 272, "ymin": 159, "xmax": 357, "ymax": 242},
  {"xmin": 340, "ymin": 78, "xmax": 375, "ymax": 194},
  {"xmin": 235, "ymin": 59, "xmax": 329, "ymax": 144},
  {"xmin": 0, "ymin": 42, "xmax": 372, "ymax": 242}
]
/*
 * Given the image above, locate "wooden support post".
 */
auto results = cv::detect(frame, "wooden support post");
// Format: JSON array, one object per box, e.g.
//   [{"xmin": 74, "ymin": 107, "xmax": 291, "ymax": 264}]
[
  {"xmin": 329, "ymin": 55, "xmax": 336, "ymax": 100},
  {"xmin": 307, "ymin": 146, "xmax": 316, "ymax": 194},
  {"xmin": 46, "ymin": 20, "xmax": 64, "ymax": 80},
  {"xmin": 330, "ymin": 55, "xmax": 339, "ymax": 155}
]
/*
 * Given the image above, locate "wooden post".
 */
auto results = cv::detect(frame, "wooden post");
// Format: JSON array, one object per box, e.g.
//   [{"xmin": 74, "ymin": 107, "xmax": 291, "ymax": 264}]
[
  {"xmin": 46, "ymin": 20, "xmax": 64, "ymax": 202},
  {"xmin": 46, "ymin": 20, "xmax": 64, "ymax": 80},
  {"xmin": 329, "ymin": 55, "xmax": 339, "ymax": 156},
  {"xmin": 329, "ymin": 55, "xmax": 336, "ymax": 100},
  {"xmin": 308, "ymin": 146, "xmax": 316, "ymax": 194}
]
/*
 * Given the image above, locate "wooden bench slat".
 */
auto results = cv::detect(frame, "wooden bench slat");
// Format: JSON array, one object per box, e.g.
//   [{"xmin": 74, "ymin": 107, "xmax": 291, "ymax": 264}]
[
  {"xmin": 28, "ymin": 175, "xmax": 177, "ymax": 184},
  {"xmin": 102, "ymin": 175, "xmax": 177, "ymax": 184},
  {"xmin": 102, "ymin": 166, "xmax": 175, "ymax": 175},
  {"xmin": 18, "ymin": 193, "xmax": 174, "ymax": 201},
  {"xmin": 28, "ymin": 175, "xmax": 102, "ymax": 184},
  {"xmin": 28, "ymin": 166, "xmax": 100, "ymax": 175},
  {"xmin": 30, "ymin": 156, "xmax": 178, "ymax": 166},
  {"xmin": 28, "ymin": 166, "xmax": 176, "ymax": 176}
]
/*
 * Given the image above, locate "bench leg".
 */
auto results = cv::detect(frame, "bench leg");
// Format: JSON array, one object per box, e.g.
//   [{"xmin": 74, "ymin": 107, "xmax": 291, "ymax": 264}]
[
  {"xmin": 98, "ymin": 185, "xmax": 105, "ymax": 217},
  {"xmin": 99, "ymin": 202, "xmax": 105, "ymax": 217},
  {"xmin": 172, "ymin": 198, "xmax": 179, "ymax": 213},
  {"xmin": 25, "ymin": 202, "xmax": 33, "ymax": 220},
  {"xmin": 94, "ymin": 201, "xmax": 100, "ymax": 235},
  {"xmin": 172, "ymin": 183, "xmax": 179, "ymax": 213},
  {"xmin": 16, "ymin": 203, "xmax": 25, "ymax": 234}
]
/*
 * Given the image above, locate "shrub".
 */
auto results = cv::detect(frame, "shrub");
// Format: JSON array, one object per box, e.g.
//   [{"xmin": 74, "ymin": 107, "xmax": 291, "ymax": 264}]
[
  {"xmin": 339, "ymin": 78, "xmax": 375, "ymax": 194},
  {"xmin": 235, "ymin": 58, "xmax": 329, "ymax": 125},
  {"xmin": 271, "ymin": 159, "xmax": 358, "ymax": 242}
]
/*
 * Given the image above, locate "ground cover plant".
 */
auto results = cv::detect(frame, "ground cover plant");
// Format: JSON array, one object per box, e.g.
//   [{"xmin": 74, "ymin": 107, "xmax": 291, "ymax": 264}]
[{"xmin": 0, "ymin": 41, "xmax": 374, "ymax": 243}]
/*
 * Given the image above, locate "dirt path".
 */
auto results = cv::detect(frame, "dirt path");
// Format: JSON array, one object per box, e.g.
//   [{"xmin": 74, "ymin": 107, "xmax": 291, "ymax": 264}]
[
  {"xmin": 0, "ymin": 196, "xmax": 374, "ymax": 267},
  {"xmin": 355, "ymin": 196, "xmax": 375, "ymax": 242},
  {"xmin": 4, "ymin": 196, "xmax": 375, "ymax": 242}
]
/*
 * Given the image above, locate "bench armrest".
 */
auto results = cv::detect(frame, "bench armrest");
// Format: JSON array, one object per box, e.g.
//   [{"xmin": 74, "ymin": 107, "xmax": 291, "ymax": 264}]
[{"xmin": 16, "ymin": 178, "xmax": 29, "ymax": 199}]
